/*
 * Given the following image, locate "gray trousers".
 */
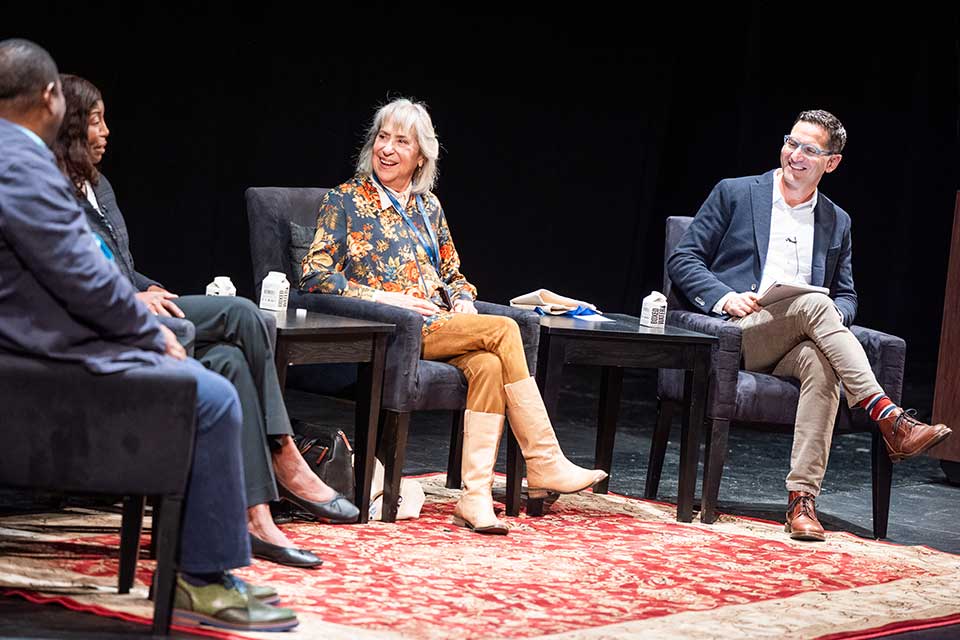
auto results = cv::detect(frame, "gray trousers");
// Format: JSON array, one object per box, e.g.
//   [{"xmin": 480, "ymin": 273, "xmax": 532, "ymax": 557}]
[
  {"xmin": 176, "ymin": 295, "xmax": 292, "ymax": 507},
  {"xmin": 734, "ymin": 292, "xmax": 884, "ymax": 496}
]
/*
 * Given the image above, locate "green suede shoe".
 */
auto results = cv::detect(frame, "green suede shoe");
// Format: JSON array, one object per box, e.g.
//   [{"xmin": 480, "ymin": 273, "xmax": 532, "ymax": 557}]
[{"xmin": 172, "ymin": 573, "xmax": 298, "ymax": 632}]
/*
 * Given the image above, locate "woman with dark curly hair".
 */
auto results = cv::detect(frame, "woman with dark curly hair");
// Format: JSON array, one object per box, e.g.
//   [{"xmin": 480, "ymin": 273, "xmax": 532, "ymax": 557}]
[{"xmin": 53, "ymin": 74, "xmax": 356, "ymax": 570}]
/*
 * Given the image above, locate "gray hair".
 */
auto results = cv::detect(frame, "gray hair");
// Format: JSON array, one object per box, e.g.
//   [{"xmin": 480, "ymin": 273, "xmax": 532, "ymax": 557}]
[
  {"xmin": 795, "ymin": 109, "xmax": 847, "ymax": 153},
  {"xmin": 355, "ymin": 98, "xmax": 439, "ymax": 194}
]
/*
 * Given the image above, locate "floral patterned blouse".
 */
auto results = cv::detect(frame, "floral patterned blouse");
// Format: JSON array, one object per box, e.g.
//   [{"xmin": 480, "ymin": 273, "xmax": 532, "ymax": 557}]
[{"xmin": 300, "ymin": 174, "xmax": 477, "ymax": 335}]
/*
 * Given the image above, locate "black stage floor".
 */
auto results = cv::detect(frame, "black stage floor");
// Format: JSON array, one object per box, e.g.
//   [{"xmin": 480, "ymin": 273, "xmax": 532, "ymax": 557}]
[{"xmin": 2, "ymin": 367, "xmax": 958, "ymax": 639}]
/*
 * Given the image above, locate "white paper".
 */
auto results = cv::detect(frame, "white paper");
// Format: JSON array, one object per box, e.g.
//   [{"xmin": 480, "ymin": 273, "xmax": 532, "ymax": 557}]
[
  {"xmin": 573, "ymin": 314, "xmax": 614, "ymax": 322},
  {"xmin": 509, "ymin": 288, "xmax": 598, "ymax": 315},
  {"xmin": 757, "ymin": 281, "xmax": 829, "ymax": 306}
]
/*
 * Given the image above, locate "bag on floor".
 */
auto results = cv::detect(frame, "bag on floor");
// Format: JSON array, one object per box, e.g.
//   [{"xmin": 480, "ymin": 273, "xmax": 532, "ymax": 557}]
[
  {"xmin": 290, "ymin": 424, "xmax": 355, "ymax": 499},
  {"xmin": 368, "ymin": 459, "xmax": 425, "ymax": 521}
]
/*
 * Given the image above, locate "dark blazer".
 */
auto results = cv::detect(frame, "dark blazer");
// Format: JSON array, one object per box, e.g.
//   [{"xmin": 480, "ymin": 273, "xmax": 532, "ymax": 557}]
[
  {"xmin": 667, "ymin": 169, "xmax": 857, "ymax": 326},
  {"xmin": 0, "ymin": 118, "xmax": 166, "ymax": 373},
  {"xmin": 86, "ymin": 175, "xmax": 162, "ymax": 292}
]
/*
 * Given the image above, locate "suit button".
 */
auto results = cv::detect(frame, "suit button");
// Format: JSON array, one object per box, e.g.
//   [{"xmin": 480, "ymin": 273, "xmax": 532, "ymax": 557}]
[{"xmin": 751, "ymin": 284, "xmax": 757, "ymax": 291}]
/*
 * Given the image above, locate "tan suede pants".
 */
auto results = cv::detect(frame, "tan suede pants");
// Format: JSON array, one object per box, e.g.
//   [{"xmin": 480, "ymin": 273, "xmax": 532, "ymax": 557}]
[
  {"xmin": 422, "ymin": 314, "xmax": 529, "ymax": 415},
  {"xmin": 734, "ymin": 292, "xmax": 884, "ymax": 495}
]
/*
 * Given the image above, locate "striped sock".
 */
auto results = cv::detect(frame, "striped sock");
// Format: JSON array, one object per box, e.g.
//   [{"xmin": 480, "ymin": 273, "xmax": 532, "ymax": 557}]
[{"xmin": 861, "ymin": 393, "xmax": 897, "ymax": 421}]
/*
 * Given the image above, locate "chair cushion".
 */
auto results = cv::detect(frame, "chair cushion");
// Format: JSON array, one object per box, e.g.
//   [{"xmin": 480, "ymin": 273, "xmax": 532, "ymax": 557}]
[
  {"xmin": 735, "ymin": 370, "xmax": 866, "ymax": 432},
  {"xmin": 733, "ymin": 371, "xmax": 801, "ymax": 425},
  {"xmin": 661, "ymin": 367, "xmax": 864, "ymax": 432},
  {"xmin": 410, "ymin": 360, "xmax": 468, "ymax": 411},
  {"xmin": 288, "ymin": 220, "xmax": 316, "ymax": 281},
  {"xmin": 286, "ymin": 356, "xmax": 469, "ymax": 413},
  {"xmin": 733, "ymin": 371, "xmax": 870, "ymax": 432},
  {"xmin": 0, "ymin": 354, "xmax": 196, "ymax": 495}
]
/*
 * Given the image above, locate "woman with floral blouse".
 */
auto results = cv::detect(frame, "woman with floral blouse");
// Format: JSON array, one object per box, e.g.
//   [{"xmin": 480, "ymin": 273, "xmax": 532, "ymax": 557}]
[{"xmin": 301, "ymin": 98, "xmax": 606, "ymax": 534}]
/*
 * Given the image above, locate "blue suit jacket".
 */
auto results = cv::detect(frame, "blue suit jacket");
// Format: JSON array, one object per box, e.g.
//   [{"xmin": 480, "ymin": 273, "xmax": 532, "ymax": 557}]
[
  {"xmin": 667, "ymin": 170, "xmax": 857, "ymax": 326},
  {"xmin": 0, "ymin": 118, "xmax": 167, "ymax": 373}
]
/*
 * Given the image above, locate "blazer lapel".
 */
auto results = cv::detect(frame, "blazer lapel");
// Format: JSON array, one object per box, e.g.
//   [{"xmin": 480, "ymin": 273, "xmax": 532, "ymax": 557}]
[
  {"xmin": 811, "ymin": 198, "xmax": 836, "ymax": 287},
  {"xmin": 750, "ymin": 173, "xmax": 774, "ymax": 275}
]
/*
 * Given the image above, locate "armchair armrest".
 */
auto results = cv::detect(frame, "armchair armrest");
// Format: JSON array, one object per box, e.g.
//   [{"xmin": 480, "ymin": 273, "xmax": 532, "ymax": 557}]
[
  {"xmin": 290, "ymin": 290, "xmax": 424, "ymax": 412},
  {"xmin": 157, "ymin": 317, "xmax": 196, "ymax": 358},
  {"xmin": 851, "ymin": 325, "xmax": 906, "ymax": 405},
  {"xmin": 475, "ymin": 301, "xmax": 540, "ymax": 373},
  {"xmin": 667, "ymin": 310, "xmax": 742, "ymax": 352},
  {"xmin": 661, "ymin": 310, "xmax": 743, "ymax": 420},
  {"xmin": 258, "ymin": 309, "xmax": 278, "ymax": 353}
]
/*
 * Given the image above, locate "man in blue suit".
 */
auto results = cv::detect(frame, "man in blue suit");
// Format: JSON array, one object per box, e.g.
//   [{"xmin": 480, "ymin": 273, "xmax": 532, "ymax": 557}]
[
  {"xmin": 668, "ymin": 110, "xmax": 951, "ymax": 541},
  {"xmin": 0, "ymin": 39, "xmax": 296, "ymax": 630}
]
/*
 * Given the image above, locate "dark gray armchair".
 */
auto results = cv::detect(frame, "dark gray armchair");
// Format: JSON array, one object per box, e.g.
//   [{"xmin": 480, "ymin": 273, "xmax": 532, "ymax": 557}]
[
  {"xmin": 0, "ymin": 352, "xmax": 197, "ymax": 635},
  {"xmin": 245, "ymin": 187, "xmax": 540, "ymax": 521},
  {"xmin": 650, "ymin": 216, "xmax": 898, "ymax": 538}
]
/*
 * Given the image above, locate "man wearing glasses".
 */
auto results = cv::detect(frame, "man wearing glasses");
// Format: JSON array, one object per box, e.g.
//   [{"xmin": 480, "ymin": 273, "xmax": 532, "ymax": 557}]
[{"xmin": 668, "ymin": 110, "xmax": 951, "ymax": 542}]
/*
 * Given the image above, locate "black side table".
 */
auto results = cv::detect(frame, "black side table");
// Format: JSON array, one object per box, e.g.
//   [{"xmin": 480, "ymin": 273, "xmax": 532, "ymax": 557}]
[
  {"xmin": 505, "ymin": 313, "xmax": 716, "ymax": 522},
  {"xmin": 271, "ymin": 310, "xmax": 394, "ymax": 524}
]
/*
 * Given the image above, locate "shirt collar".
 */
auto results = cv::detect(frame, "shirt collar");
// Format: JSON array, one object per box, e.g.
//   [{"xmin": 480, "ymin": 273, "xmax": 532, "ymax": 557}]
[
  {"xmin": 10, "ymin": 122, "xmax": 47, "ymax": 149},
  {"xmin": 369, "ymin": 173, "xmax": 412, "ymax": 211},
  {"xmin": 773, "ymin": 169, "xmax": 818, "ymax": 212}
]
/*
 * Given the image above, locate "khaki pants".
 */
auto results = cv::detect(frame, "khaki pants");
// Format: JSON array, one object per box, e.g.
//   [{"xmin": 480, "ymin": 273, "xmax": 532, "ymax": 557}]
[
  {"xmin": 734, "ymin": 292, "xmax": 884, "ymax": 495},
  {"xmin": 422, "ymin": 314, "xmax": 529, "ymax": 415}
]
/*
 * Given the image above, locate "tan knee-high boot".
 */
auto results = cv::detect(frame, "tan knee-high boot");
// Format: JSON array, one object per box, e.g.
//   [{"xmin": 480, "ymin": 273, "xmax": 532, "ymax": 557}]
[
  {"xmin": 452, "ymin": 410, "xmax": 509, "ymax": 535},
  {"xmin": 505, "ymin": 376, "xmax": 608, "ymax": 498}
]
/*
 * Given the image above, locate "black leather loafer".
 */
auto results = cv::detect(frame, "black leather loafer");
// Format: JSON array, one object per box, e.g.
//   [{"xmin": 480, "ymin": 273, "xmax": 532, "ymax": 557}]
[
  {"xmin": 249, "ymin": 534, "xmax": 323, "ymax": 569},
  {"xmin": 278, "ymin": 483, "xmax": 360, "ymax": 524}
]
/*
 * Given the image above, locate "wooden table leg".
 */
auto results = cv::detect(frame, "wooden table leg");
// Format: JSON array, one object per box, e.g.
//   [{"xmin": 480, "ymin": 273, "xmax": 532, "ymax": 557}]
[
  {"xmin": 535, "ymin": 336, "xmax": 566, "ymax": 419},
  {"xmin": 677, "ymin": 350, "xmax": 708, "ymax": 522},
  {"xmin": 594, "ymin": 366, "xmax": 623, "ymax": 494},
  {"xmin": 353, "ymin": 334, "xmax": 386, "ymax": 524},
  {"xmin": 526, "ymin": 334, "xmax": 567, "ymax": 515}
]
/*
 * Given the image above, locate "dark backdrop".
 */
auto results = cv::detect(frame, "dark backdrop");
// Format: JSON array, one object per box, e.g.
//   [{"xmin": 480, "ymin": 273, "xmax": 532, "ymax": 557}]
[{"xmin": 7, "ymin": 3, "xmax": 960, "ymax": 389}]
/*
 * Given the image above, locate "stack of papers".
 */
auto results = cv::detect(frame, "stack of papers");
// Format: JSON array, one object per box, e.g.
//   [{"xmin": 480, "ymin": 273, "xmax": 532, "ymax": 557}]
[{"xmin": 757, "ymin": 281, "xmax": 830, "ymax": 306}]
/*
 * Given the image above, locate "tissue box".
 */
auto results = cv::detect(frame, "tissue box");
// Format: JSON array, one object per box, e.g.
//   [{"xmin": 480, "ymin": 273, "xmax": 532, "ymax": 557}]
[{"xmin": 640, "ymin": 291, "xmax": 667, "ymax": 328}]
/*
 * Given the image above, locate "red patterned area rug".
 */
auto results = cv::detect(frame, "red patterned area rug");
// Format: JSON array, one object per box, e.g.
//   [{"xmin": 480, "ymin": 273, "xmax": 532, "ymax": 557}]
[{"xmin": 1, "ymin": 473, "xmax": 959, "ymax": 640}]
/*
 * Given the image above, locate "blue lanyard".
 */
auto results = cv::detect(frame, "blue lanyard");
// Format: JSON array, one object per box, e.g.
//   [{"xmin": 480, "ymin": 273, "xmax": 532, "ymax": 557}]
[
  {"xmin": 92, "ymin": 232, "xmax": 114, "ymax": 261},
  {"xmin": 372, "ymin": 174, "xmax": 441, "ymax": 270}
]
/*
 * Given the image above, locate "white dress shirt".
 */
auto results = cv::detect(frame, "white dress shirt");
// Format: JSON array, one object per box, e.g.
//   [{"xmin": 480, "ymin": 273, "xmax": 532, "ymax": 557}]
[
  {"xmin": 712, "ymin": 170, "xmax": 817, "ymax": 314},
  {"xmin": 757, "ymin": 173, "xmax": 816, "ymax": 294},
  {"xmin": 83, "ymin": 180, "xmax": 102, "ymax": 213},
  {"xmin": 371, "ymin": 177, "xmax": 412, "ymax": 211}
]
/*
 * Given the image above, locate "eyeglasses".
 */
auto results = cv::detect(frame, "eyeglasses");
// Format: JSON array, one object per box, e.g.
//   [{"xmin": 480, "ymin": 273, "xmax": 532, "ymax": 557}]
[{"xmin": 783, "ymin": 135, "xmax": 835, "ymax": 158}]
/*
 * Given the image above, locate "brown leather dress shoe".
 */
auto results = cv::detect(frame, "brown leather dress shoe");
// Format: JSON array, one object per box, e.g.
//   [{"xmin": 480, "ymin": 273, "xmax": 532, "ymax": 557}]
[
  {"xmin": 876, "ymin": 408, "xmax": 952, "ymax": 462},
  {"xmin": 784, "ymin": 491, "xmax": 825, "ymax": 541}
]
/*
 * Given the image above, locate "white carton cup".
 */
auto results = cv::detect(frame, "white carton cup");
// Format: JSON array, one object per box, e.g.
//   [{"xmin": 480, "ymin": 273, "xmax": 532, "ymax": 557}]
[
  {"xmin": 259, "ymin": 271, "xmax": 290, "ymax": 311},
  {"xmin": 206, "ymin": 276, "xmax": 236, "ymax": 297}
]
